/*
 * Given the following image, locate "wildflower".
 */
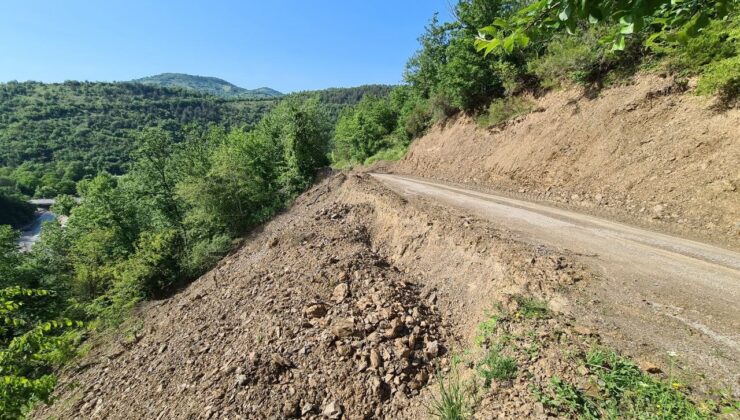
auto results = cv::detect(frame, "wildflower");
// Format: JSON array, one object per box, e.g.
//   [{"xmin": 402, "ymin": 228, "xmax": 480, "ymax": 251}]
[
  {"xmin": 667, "ymin": 351, "xmax": 677, "ymax": 358},
  {"xmin": 672, "ymin": 382, "xmax": 682, "ymax": 389}
]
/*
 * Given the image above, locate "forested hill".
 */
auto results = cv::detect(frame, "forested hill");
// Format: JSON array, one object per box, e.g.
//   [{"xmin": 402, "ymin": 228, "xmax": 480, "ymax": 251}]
[
  {"xmin": 291, "ymin": 84, "xmax": 395, "ymax": 121},
  {"xmin": 0, "ymin": 81, "xmax": 276, "ymax": 196},
  {"xmin": 0, "ymin": 81, "xmax": 393, "ymax": 197},
  {"xmin": 131, "ymin": 73, "xmax": 283, "ymax": 99}
]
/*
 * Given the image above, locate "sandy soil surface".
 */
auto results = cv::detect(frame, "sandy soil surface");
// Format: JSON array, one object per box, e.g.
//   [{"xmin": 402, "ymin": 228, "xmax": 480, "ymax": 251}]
[
  {"xmin": 372, "ymin": 173, "xmax": 740, "ymax": 397},
  {"xmin": 388, "ymin": 75, "xmax": 740, "ymax": 251}
]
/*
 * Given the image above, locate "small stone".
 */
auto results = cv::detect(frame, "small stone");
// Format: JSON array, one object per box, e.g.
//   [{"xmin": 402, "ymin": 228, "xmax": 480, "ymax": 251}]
[
  {"xmin": 424, "ymin": 341, "xmax": 440, "ymax": 359},
  {"xmin": 385, "ymin": 318, "xmax": 404, "ymax": 338},
  {"xmin": 370, "ymin": 349, "xmax": 382, "ymax": 369},
  {"xmin": 639, "ymin": 361, "xmax": 662, "ymax": 374},
  {"xmin": 573, "ymin": 325, "xmax": 592, "ymax": 336},
  {"xmin": 271, "ymin": 353, "xmax": 291, "ymax": 369},
  {"xmin": 304, "ymin": 304, "xmax": 328, "ymax": 318},
  {"xmin": 332, "ymin": 283, "xmax": 349, "ymax": 303},
  {"xmin": 332, "ymin": 318, "xmax": 355, "ymax": 338},
  {"xmin": 283, "ymin": 399, "xmax": 300, "ymax": 418},
  {"xmin": 301, "ymin": 403, "xmax": 315, "ymax": 416},
  {"xmin": 322, "ymin": 400, "xmax": 343, "ymax": 419}
]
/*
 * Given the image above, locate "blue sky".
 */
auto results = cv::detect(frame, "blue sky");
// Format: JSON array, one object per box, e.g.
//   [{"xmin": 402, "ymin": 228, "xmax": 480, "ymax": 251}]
[{"xmin": 0, "ymin": 1, "xmax": 453, "ymax": 92}]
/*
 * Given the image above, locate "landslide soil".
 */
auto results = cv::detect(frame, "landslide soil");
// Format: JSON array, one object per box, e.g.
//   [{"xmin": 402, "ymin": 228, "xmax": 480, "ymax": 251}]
[
  {"xmin": 386, "ymin": 75, "xmax": 740, "ymax": 250},
  {"xmin": 36, "ymin": 173, "xmax": 612, "ymax": 419}
]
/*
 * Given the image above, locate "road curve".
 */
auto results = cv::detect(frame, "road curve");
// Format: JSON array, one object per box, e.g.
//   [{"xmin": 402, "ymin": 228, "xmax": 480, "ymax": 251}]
[{"xmin": 371, "ymin": 173, "xmax": 740, "ymax": 393}]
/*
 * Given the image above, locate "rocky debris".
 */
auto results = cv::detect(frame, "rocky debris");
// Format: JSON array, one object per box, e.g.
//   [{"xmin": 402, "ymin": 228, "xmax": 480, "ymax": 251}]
[
  {"xmin": 35, "ymin": 176, "xmax": 453, "ymax": 420},
  {"xmin": 35, "ymin": 173, "xmax": 632, "ymax": 420}
]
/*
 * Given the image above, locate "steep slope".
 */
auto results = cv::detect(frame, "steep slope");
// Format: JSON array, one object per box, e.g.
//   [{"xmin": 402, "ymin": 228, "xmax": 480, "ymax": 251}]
[
  {"xmin": 132, "ymin": 73, "xmax": 283, "ymax": 99},
  {"xmin": 389, "ymin": 75, "xmax": 740, "ymax": 250},
  {"xmin": 36, "ymin": 173, "xmax": 626, "ymax": 419}
]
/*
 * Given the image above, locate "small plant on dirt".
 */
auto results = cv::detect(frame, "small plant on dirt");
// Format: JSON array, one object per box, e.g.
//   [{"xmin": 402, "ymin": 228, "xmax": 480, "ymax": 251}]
[
  {"xmin": 428, "ymin": 368, "xmax": 472, "ymax": 420},
  {"xmin": 526, "ymin": 331, "xmax": 542, "ymax": 361},
  {"xmin": 514, "ymin": 295, "xmax": 549, "ymax": 320},
  {"xmin": 474, "ymin": 313, "xmax": 499, "ymax": 347},
  {"xmin": 477, "ymin": 346, "xmax": 518, "ymax": 387},
  {"xmin": 539, "ymin": 348, "xmax": 714, "ymax": 419}
]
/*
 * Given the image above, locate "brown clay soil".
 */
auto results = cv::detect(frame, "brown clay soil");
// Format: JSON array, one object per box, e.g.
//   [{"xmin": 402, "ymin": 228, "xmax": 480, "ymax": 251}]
[
  {"xmin": 385, "ymin": 74, "xmax": 740, "ymax": 251},
  {"xmin": 35, "ymin": 173, "xmax": 643, "ymax": 419},
  {"xmin": 370, "ymin": 173, "xmax": 740, "ymax": 401}
]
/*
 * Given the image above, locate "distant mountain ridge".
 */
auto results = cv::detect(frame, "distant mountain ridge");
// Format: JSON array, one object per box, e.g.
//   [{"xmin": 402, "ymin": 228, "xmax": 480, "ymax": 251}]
[{"xmin": 131, "ymin": 73, "xmax": 283, "ymax": 99}]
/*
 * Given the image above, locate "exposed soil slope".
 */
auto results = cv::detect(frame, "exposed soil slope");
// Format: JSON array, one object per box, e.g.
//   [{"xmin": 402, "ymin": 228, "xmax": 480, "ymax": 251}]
[
  {"xmin": 36, "ymin": 173, "xmax": 613, "ymax": 419},
  {"xmin": 388, "ymin": 75, "xmax": 740, "ymax": 250},
  {"xmin": 372, "ymin": 173, "xmax": 740, "ymax": 397}
]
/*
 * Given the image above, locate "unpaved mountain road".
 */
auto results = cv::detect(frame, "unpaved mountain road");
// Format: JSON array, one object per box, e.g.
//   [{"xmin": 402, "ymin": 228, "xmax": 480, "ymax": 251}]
[{"xmin": 372, "ymin": 173, "xmax": 740, "ymax": 394}]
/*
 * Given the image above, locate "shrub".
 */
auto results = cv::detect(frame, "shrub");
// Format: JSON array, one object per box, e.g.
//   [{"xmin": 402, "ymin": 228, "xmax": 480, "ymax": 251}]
[
  {"xmin": 664, "ymin": 16, "xmax": 739, "ymax": 74},
  {"xmin": 363, "ymin": 143, "xmax": 409, "ymax": 166},
  {"xmin": 529, "ymin": 26, "xmax": 643, "ymax": 89},
  {"xmin": 697, "ymin": 56, "xmax": 740, "ymax": 106},
  {"xmin": 477, "ymin": 96, "xmax": 534, "ymax": 128}
]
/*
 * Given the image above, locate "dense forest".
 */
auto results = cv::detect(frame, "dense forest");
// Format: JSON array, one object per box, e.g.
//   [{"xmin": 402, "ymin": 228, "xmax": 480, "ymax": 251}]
[
  {"xmin": 1, "ymin": 0, "xmax": 736, "ymax": 417},
  {"xmin": 0, "ymin": 82, "xmax": 391, "ymax": 199}
]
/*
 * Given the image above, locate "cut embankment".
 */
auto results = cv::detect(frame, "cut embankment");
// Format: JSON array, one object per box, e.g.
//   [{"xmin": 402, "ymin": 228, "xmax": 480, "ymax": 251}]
[
  {"xmin": 387, "ymin": 75, "xmax": 740, "ymax": 250},
  {"xmin": 34, "ymin": 173, "xmax": 726, "ymax": 419}
]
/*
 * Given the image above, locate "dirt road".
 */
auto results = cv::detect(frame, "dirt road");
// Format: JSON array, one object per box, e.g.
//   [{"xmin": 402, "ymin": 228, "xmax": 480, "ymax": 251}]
[{"xmin": 372, "ymin": 173, "xmax": 740, "ymax": 394}]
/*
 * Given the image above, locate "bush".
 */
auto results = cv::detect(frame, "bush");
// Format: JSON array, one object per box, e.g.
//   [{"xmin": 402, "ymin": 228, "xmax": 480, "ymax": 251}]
[
  {"xmin": 664, "ymin": 16, "xmax": 739, "ymax": 74},
  {"xmin": 529, "ymin": 31, "xmax": 601, "ymax": 89},
  {"xmin": 332, "ymin": 95, "xmax": 398, "ymax": 164},
  {"xmin": 363, "ymin": 143, "xmax": 409, "ymax": 166},
  {"xmin": 529, "ymin": 26, "xmax": 643, "ymax": 89},
  {"xmin": 436, "ymin": 36, "xmax": 504, "ymax": 111},
  {"xmin": 0, "ymin": 191, "xmax": 35, "ymax": 228},
  {"xmin": 696, "ymin": 55, "xmax": 740, "ymax": 106},
  {"xmin": 664, "ymin": 13, "xmax": 739, "ymax": 105},
  {"xmin": 477, "ymin": 96, "xmax": 534, "ymax": 128}
]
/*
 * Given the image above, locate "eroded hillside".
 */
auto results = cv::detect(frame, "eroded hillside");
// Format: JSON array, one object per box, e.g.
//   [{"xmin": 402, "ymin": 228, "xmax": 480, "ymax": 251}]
[
  {"xmin": 34, "ymin": 171, "xmax": 733, "ymax": 419},
  {"xmin": 388, "ymin": 75, "xmax": 740, "ymax": 250}
]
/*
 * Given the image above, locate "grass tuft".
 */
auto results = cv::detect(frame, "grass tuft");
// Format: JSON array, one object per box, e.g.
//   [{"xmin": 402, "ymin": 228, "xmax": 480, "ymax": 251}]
[
  {"xmin": 478, "ymin": 345, "xmax": 517, "ymax": 387},
  {"xmin": 428, "ymin": 368, "xmax": 472, "ymax": 420}
]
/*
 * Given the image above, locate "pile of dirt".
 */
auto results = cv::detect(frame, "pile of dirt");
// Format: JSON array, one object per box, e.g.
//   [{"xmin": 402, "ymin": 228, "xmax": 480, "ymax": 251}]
[
  {"xmin": 387, "ymin": 75, "xmax": 740, "ymax": 250},
  {"xmin": 36, "ymin": 173, "xmax": 604, "ymax": 419}
]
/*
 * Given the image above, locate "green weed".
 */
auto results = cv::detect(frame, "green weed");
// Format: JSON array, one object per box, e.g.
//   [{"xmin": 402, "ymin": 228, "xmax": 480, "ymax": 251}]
[
  {"xmin": 477, "ymin": 346, "xmax": 517, "ymax": 387},
  {"xmin": 474, "ymin": 314, "xmax": 498, "ymax": 347},
  {"xmin": 363, "ymin": 143, "xmax": 409, "ymax": 165},
  {"xmin": 514, "ymin": 295, "xmax": 549, "ymax": 320},
  {"xmin": 539, "ymin": 349, "xmax": 714, "ymax": 419},
  {"xmin": 428, "ymin": 368, "xmax": 472, "ymax": 420}
]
